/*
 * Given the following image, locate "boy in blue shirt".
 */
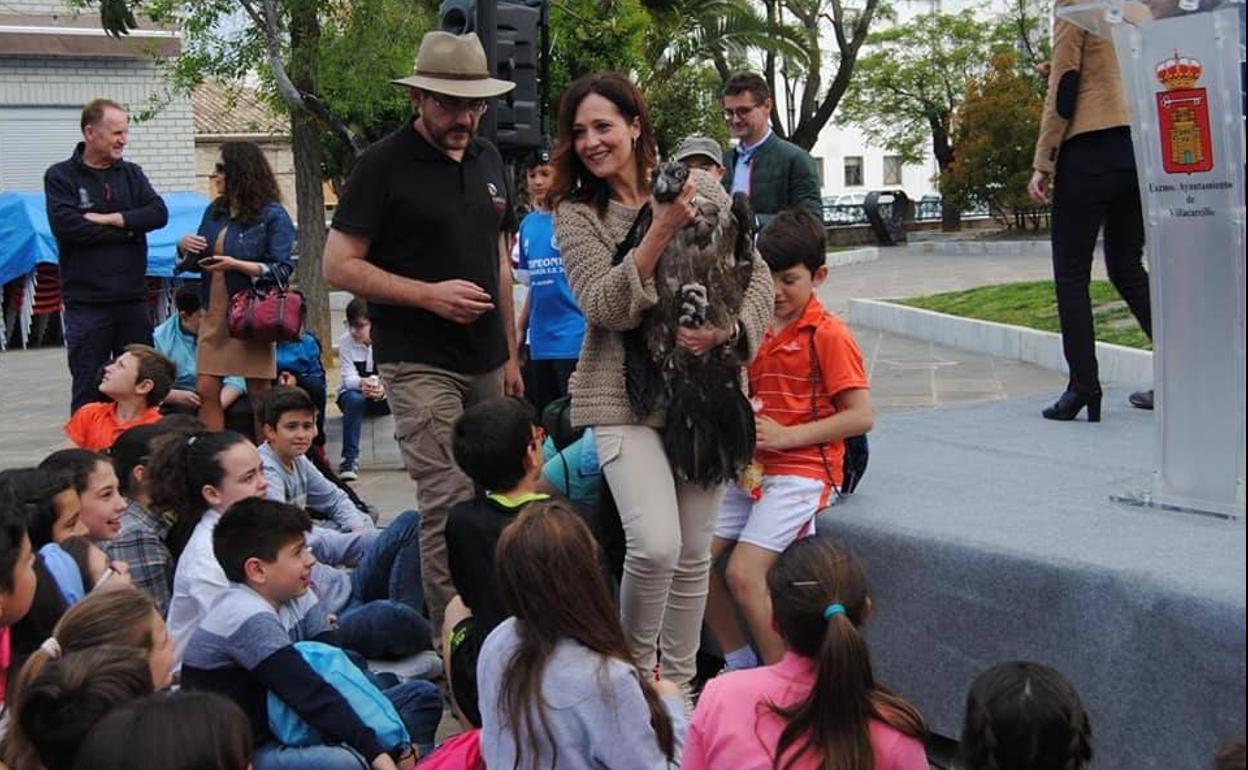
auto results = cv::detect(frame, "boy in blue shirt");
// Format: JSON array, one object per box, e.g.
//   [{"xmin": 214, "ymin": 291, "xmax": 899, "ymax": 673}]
[
  {"xmin": 182, "ymin": 497, "xmax": 440, "ymax": 768},
  {"xmin": 515, "ymin": 153, "xmax": 585, "ymax": 414}
]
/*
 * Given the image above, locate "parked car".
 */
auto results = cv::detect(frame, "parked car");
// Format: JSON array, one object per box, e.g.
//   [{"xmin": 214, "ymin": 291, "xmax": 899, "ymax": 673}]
[{"xmin": 828, "ymin": 192, "xmax": 868, "ymax": 225}]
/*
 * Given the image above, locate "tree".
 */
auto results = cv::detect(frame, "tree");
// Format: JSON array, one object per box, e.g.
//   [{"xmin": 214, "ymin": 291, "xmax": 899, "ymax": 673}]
[
  {"xmin": 942, "ymin": 52, "xmax": 1045, "ymax": 229},
  {"xmin": 760, "ymin": 0, "xmax": 886, "ymax": 151},
  {"xmin": 79, "ymin": 0, "xmax": 432, "ymax": 351},
  {"xmin": 838, "ymin": 10, "xmax": 997, "ymax": 231},
  {"xmin": 642, "ymin": 0, "xmax": 809, "ymax": 84},
  {"xmin": 547, "ymin": 0, "xmax": 650, "ymax": 111},
  {"xmin": 645, "ymin": 63, "xmax": 731, "ymax": 158}
]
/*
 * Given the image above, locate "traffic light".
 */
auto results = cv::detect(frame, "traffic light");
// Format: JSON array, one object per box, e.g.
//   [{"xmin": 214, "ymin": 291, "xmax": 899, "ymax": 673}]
[{"xmin": 437, "ymin": 0, "xmax": 546, "ymax": 154}]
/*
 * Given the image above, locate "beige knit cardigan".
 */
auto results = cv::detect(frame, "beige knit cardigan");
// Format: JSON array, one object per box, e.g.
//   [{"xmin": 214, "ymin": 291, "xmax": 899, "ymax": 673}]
[{"xmin": 555, "ymin": 181, "xmax": 775, "ymax": 430}]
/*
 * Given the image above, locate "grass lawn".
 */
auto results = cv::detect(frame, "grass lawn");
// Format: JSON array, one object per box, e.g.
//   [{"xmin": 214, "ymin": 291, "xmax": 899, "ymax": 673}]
[{"xmin": 896, "ymin": 281, "xmax": 1153, "ymax": 350}]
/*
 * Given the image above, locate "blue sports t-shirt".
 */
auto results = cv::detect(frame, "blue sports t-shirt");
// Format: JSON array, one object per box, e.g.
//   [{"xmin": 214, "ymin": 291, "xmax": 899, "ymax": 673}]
[{"xmin": 518, "ymin": 210, "xmax": 585, "ymax": 360}]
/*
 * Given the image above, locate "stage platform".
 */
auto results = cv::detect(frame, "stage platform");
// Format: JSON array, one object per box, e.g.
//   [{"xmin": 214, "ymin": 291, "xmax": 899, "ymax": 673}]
[{"xmin": 816, "ymin": 388, "xmax": 1245, "ymax": 770}]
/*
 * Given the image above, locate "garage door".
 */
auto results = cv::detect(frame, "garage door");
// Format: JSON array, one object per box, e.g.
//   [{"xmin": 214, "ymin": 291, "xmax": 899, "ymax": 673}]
[{"xmin": 0, "ymin": 106, "xmax": 83, "ymax": 191}]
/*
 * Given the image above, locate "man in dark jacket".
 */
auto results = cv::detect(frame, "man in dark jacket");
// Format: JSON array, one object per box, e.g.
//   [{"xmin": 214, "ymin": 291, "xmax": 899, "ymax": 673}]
[
  {"xmin": 45, "ymin": 98, "xmax": 168, "ymax": 411},
  {"xmin": 721, "ymin": 72, "xmax": 822, "ymax": 229}
]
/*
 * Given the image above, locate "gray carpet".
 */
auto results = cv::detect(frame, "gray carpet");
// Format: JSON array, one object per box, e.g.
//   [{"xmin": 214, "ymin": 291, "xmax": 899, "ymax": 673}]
[{"xmin": 816, "ymin": 389, "xmax": 1246, "ymax": 769}]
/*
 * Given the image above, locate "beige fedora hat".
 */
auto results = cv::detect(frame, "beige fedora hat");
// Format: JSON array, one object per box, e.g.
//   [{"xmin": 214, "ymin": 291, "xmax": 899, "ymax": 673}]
[{"xmin": 391, "ymin": 31, "xmax": 516, "ymax": 99}]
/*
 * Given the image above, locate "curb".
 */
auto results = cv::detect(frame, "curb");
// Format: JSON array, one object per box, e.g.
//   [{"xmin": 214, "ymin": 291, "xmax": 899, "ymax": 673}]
[
  {"xmin": 827, "ymin": 246, "xmax": 881, "ymax": 267},
  {"xmin": 902, "ymin": 240, "xmax": 1050, "ymax": 256},
  {"xmin": 848, "ymin": 298, "xmax": 1153, "ymax": 386}
]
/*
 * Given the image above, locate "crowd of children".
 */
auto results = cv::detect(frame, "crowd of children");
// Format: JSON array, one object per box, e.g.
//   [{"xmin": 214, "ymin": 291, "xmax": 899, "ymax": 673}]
[{"xmin": 0, "ymin": 145, "xmax": 1240, "ymax": 769}]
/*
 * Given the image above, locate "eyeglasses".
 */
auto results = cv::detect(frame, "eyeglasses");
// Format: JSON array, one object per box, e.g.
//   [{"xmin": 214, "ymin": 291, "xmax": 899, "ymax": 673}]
[
  {"xmin": 429, "ymin": 93, "xmax": 489, "ymax": 116},
  {"xmin": 722, "ymin": 104, "xmax": 762, "ymax": 122}
]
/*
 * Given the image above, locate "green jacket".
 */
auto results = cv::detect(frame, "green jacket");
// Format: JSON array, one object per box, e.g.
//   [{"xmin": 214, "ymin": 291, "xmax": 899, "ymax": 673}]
[{"xmin": 722, "ymin": 132, "xmax": 822, "ymax": 227}]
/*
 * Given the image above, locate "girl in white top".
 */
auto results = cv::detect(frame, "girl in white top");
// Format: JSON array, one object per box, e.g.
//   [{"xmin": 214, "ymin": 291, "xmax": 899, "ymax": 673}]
[{"xmin": 476, "ymin": 501, "xmax": 686, "ymax": 770}]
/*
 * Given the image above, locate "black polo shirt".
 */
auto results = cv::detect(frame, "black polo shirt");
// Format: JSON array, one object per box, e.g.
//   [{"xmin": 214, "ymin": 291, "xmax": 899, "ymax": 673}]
[{"xmin": 331, "ymin": 121, "xmax": 515, "ymax": 373}]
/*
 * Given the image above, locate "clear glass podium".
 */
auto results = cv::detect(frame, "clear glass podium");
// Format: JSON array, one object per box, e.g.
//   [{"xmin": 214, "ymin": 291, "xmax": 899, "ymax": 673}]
[{"xmin": 1058, "ymin": 0, "xmax": 1246, "ymax": 519}]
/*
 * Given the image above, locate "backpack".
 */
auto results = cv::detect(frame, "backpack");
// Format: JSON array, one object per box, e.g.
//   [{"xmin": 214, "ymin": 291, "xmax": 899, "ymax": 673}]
[
  {"xmin": 267, "ymin": 641, "xmax": 410, "ymax": 749},
  {"xmin": 807, "ymin": 329, "xmax": 870, "ymax": 495}
]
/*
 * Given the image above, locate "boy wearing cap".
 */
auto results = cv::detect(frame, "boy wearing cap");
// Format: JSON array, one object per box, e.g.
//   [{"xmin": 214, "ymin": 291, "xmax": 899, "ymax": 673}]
[
  {"xmin": 516, "ymin": 152, "xmax": 584, "ymax": 415},
  {"xmin": 322, "ymin": 30, "xmax": 521, "ymax": 638},
  {"xmin": 674, "ymin": 135, "xmax": 726, "ymax": 180}
]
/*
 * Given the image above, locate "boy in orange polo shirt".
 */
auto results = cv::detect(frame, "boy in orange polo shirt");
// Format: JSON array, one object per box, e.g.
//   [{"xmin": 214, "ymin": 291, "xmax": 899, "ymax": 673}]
[
  {"xmin": 65, "ymin": 344, "xmax": 175, "ymax": 451},
  {"xmin": 704, "ymin": 207, "xmax": 874, "ymax": 671}
]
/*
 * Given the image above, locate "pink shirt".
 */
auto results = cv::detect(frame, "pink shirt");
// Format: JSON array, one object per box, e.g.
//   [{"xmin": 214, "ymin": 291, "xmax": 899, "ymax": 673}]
[{"xmin": 681, "ymin": 652, "xmax": 928, "ymax": 770}]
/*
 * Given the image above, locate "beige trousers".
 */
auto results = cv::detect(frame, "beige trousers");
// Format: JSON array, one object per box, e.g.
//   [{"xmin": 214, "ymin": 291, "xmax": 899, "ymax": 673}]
[
  {"xmin": 380, "ymin": 361, "xmax": 504, "ymax": 638},
  {"xmin": 595, "ymin": 424, "xmax": 725, "ymax": 686}
]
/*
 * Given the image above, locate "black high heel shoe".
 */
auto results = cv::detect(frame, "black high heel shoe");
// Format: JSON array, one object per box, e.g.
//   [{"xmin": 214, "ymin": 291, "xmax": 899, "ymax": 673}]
[{"xmin": 1042, "ymin": 389, "xmax": 1102, "ymax": 422}]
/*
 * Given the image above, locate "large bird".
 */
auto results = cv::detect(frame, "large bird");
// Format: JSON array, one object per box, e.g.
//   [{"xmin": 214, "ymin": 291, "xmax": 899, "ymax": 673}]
[{"xmin": 622, "ymin": 163, "xmax": 758, "ymax": 485}]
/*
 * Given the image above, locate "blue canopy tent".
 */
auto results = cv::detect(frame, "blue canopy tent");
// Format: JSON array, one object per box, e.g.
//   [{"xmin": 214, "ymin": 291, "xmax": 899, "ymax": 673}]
[{"xmin": 0, "ymin": 190, "xmax": 211, "ymax": 349}]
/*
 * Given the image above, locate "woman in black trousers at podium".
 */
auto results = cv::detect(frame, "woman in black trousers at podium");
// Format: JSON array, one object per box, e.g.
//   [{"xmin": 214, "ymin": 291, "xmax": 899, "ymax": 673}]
[{"xmin": 1028, "ymin": 0, "xmax": 1154, "ymax": 421}]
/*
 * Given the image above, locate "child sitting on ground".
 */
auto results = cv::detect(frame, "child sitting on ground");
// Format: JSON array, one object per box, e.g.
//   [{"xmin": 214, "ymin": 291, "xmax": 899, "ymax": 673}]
[
  {"xmin": 476, "ymin": 503, "xmax": 685, "ymax": 769},
  {"xmin": 960, "ymin": 661, "xmax": 1092, "ymax": 770},
  {"xmin": 276, "ymin": 329, "xmax": 329, "ymax": 461},
  {"xmin": 705, "ymin": 206, "xmax": 874, "ymax": 670},
  {"xmin": 106, "ymin": 421, "xmax": 195, "ymax": 614},
  {"xmin": 63, "ymin": 345, "xmax": 176, "ymax": 452},
  {"xmin": 443, "ymin": 396, "xmax": 551, "ymax": 728},
  {"xmin": 181, "ymin": 498, "xmax": 437, "ymax": 770},
  {"xmin": 0, "ymin": 497, "xmax": 37, "ymax": 711},
  {"xmin": 75, "ymin": 690, "xmax": 254, "ymax": 770},
  {"xmin": 153, "ymin": 430, "xmax": 430, "ymax": 663},
  {"xmin": 38, "ymin": 449, "xmax": 128, "ymax": 544},
  {"xmin": 684, "ymin": 537, "xmax": 928, "ymax": 770},
  {"xmin": 336, "ymin": 297, "xmax": 390, "ymax": 481},
  {"xmin": 258, "ymin": 387, "xmax": 375, "ymax": 532},
  {"xmin": 1, "ymin": 646, "xmax": 154, "ymax": 770}
]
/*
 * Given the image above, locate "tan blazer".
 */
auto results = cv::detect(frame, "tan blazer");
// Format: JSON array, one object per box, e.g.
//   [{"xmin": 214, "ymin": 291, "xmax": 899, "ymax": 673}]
[{"xmin": 1032, "ymin": 0, "xmax": 1131, "ymax": 174}]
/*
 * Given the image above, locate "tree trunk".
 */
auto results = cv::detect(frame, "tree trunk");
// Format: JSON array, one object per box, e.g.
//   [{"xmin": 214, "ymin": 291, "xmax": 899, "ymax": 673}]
[
  {"xmin": 930, "ymin": 114, "xmax": 962, "ymax": 232},
  {"xmin": 288, "ymin": 0, "xmax": 331, "ymax": 356}
]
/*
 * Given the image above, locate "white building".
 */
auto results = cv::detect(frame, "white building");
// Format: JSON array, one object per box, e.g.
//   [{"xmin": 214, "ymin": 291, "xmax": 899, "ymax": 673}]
[
  {"xmin": 775, "ymin": 0, "xmax": 1021, "ymax": 202},
  {"xmin": 0, "ymin": 1, "xmax": 195, "ymax": 193}
]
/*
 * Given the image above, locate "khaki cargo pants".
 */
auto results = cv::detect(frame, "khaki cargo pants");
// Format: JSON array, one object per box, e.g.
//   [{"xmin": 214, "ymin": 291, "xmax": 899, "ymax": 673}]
[{"xmin": 379, "ymin": 361, "xmax": 504, "ymax": 639}]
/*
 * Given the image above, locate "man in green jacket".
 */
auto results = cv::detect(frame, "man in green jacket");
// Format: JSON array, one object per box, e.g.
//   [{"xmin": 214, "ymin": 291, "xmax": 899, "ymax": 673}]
[{"xmin": 721, "ymin": 72, "xmax": 823, "ymax": 228}]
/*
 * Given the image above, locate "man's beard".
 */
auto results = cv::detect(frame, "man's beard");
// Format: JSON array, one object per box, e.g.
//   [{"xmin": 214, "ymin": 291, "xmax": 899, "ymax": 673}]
[{"xmin": 428, "ymin": 120, "xmax": 475, "ymax": 151}]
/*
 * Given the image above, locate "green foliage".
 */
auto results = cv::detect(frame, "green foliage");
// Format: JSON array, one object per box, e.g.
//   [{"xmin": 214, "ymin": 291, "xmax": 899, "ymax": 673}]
[
  {"xmin": 645, "ymin": 0, "xmax": 808, "ymax": 82},
  {"xmin": 838, "ymin": 10, "xmax": 998, "ymax": 165},
  {"xmin": 898, "ymin": 281, "xmax": 1153, "ymax": 350},
  {"xmin": 942, "ymin": 52, "xmax": 1045, "ymax": 225},
  {"xmin": 645, "ymin": 63, "xmax": 730, "ymax": 159},
  {"xmin": 547, "ymin": 0, "xmax": 650, "ymax": 110}
]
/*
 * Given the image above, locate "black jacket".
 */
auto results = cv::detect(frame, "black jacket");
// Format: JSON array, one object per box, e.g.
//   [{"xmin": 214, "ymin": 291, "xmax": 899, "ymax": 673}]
[{"xmin": 43, "ymin": 142, "xmax": 168, "ymax": 304}]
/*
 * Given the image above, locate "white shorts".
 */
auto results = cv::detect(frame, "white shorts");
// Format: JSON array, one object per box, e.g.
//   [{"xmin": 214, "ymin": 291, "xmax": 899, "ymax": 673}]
[{"xmin": 714, "ymin": 475, "xmax": 837, "ymax": 553}]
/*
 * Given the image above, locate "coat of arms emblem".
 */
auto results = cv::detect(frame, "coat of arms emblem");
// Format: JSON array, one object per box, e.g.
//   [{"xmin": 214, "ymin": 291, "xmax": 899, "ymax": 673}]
[{"xmin": 1155, "ymin": 52, "xmax": 1213, "ymax": 174}]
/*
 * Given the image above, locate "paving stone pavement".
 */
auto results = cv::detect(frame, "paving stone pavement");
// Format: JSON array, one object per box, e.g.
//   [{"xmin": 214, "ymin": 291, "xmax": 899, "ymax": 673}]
[{"xmin": 0, "ymin": 247, "xmax": 1070, "ymax": 515}]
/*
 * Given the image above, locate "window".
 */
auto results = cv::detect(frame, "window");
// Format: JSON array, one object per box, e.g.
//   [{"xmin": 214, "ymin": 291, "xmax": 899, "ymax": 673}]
[
  {"xmin": 843, "ymin": 156, "xmax": 863, "ymax": 187},
  {"xmin": 813, "ymin": 156, "xmax": 826, "ymax": 187},
  {"xmin": 883, "ymin": 155, "xmax": 903, "ymax": 186}
]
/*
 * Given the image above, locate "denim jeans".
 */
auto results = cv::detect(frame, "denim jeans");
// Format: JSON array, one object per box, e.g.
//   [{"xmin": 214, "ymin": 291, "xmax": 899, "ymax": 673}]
[
  {"xmin": 252, "ymin": 679, "xmax": 443, "ymax": 769},
  {"xmin": 338, "ymin": 510, "xmax": 432, "ymax": 659},
  {"xmin": 63, "ymin": 300, "xmax": 152, "ymax": 412},
  {"xmin": 337, "ymin": 388, "xmax": 391, "ymax": 464}
]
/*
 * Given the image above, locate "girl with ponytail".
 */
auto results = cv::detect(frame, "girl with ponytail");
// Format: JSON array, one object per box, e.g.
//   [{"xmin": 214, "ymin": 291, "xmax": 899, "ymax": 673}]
[
  {"xmin": 682, "ymin": 536, "xmax": 927, "ymax": 770},
  {"xmin": 147, "ymin": 429, "xmax": 268, "ymax": 658},
  {"xmin": 960, "ymin": 661, "xmax": 1092, "ymax": 770}
]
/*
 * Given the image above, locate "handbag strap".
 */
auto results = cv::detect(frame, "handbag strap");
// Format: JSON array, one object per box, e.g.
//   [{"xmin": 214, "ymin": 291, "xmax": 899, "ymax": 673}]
[{"xmin": 613, "ymin": 203, "xmax": 653, "ymax": 265}]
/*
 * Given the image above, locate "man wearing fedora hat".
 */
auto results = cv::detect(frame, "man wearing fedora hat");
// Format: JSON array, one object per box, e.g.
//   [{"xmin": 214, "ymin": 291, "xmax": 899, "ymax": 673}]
[{"xmin": 323, "ymin": 30, "xmax": 521, "ymax": 637}]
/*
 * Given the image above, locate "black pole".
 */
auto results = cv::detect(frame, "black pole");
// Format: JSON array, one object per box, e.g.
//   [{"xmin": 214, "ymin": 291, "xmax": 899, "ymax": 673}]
[
  {"xmin": 478, "ymin": 0, "xmax": 498, "ymax": 145},
  {"xmin": 538, "ymin": 0, "xmax": 550, "ymax": 148}
]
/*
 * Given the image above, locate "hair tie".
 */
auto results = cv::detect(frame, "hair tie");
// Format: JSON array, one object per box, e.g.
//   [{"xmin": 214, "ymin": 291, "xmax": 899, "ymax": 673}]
[
  {"xmin": 40, "ymin": 637, "xmax": 62, "ymax": 660},
  {"xmin": 823, "ymin": 603, "xmax": 846, "ymax": 621}
]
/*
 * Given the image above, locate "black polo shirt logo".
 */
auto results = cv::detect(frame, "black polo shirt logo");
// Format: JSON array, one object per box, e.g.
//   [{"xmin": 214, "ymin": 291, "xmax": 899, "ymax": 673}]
[{"xmin": 487, "ymin": 181, "xmax": 507, "ymax": 215}]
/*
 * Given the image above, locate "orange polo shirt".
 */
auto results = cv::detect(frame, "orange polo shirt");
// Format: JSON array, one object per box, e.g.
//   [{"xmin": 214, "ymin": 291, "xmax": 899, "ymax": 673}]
[
  {"xmin": 65, "ymin": 401, "xmax": 162, "ymax": 451},
  {"xmin": 748, "ymin": 295, "xmax": 868, "ymax": 486}
]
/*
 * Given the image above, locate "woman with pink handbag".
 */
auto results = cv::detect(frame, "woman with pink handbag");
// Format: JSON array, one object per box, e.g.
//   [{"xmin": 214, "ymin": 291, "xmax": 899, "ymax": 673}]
[{"xmin": 176, "ymin": 141, "xmax": 295, "ymax": 432}]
